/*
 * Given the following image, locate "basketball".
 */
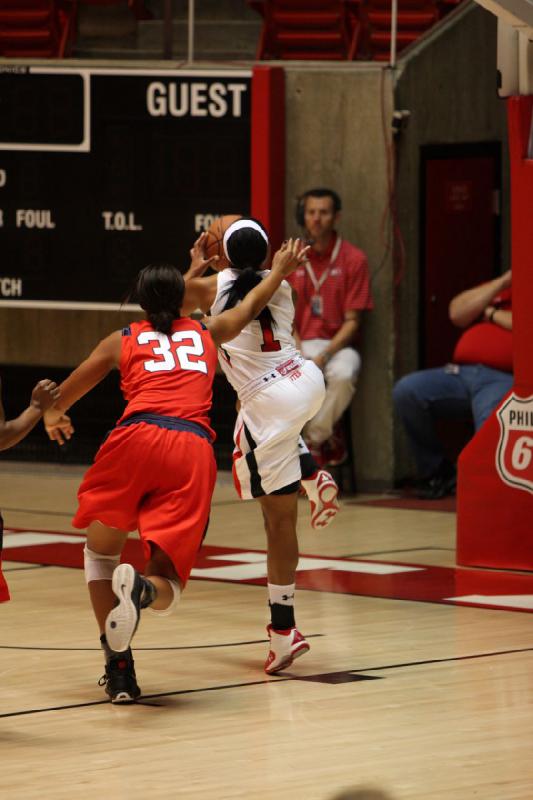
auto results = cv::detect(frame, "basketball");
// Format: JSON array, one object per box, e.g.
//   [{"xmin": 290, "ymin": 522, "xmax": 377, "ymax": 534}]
[{"xmin": 204, "ymin": 214, "xmax": 242, "ymax": 269}]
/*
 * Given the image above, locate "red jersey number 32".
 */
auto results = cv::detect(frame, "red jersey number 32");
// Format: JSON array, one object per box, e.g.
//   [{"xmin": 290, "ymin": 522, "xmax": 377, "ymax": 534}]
[{"xmin": 138, "ymin": 330, "xmax": 208, "ymax": 374}]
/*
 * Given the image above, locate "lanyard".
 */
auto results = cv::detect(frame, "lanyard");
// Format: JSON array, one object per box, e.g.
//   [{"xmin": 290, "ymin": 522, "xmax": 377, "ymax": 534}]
[{"xmin": 304, "ymin": 236, "xmax": 342, "ymax": 294}]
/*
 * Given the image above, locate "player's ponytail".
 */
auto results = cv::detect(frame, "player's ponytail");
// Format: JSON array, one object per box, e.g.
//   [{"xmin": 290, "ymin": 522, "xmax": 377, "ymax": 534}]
[
  {"xmin": 131, "ymin": 263, "xmax": 184, "ymax": 335},
  {"xmin": 221, "ymin": 219, "xmax": 273, "ymax": 322},
  {"xmin": 147, "ymin": 309, "xmax": 175, "ymax": 335}
]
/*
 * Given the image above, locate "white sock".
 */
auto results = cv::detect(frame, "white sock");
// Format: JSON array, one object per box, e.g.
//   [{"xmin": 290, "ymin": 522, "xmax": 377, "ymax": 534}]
[{"xmin": 268, "ymin": 583, "xmax": 295, "ymax": 606}]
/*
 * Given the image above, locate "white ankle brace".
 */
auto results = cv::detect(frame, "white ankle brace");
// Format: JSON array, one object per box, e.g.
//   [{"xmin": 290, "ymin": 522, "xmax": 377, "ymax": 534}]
[
  {"xmin": 83, "ymin": 545, "xmax": 120, "ymax": 584},
  {"xmin": 147, "ymin": 578, "xmax": 181, "ymax": 617}
]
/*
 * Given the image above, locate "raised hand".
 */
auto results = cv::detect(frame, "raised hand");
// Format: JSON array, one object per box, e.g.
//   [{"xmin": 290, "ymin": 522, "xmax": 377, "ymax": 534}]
[
  {"xmin": 187, "ymin": 231, "xmax": 219, "ymax": 278},
  {"xmin": 44, "ymin": 409, "xmax": 74, "ymax": 446},
  {"xmin": 271, "ymin": 238, "xmax": 310, "ymax": 277},
  {"xmin": 30, "ymin": 379, "xmax": 60, "ymax": 413}
]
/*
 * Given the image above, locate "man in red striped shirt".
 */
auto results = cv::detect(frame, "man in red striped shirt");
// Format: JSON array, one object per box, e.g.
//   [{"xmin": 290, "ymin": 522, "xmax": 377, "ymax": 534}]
[{"xmin": 288, "ymin": 188, "xmax": 373, "ymax": 466}]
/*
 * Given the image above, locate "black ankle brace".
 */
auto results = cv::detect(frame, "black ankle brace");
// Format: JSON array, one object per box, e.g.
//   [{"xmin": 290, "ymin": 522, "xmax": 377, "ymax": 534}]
[{"xmin": 269, "ymin": 601, "xmax": 295, "ymax": 630}]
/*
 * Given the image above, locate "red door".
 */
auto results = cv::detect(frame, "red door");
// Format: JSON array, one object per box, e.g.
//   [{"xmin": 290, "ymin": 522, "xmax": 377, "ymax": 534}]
[{"xmin": 422, "ymin": 146, "xmax": 501, "ymax": 368}]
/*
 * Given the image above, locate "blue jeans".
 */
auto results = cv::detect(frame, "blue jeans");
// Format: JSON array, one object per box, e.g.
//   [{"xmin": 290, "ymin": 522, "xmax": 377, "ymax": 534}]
[{"xmin": 393, "ymin": 363, "xmax": 514, "ymax": 478}]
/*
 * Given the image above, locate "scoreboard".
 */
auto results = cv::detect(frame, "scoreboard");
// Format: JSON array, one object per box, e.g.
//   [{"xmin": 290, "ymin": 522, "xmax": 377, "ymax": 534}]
[{"xmin": 0, "ymin": 66, "xmax": 251, "ymax": 308}]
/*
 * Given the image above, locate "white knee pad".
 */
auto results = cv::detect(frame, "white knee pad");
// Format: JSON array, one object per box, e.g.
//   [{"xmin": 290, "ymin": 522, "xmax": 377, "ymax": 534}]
[
  {"xmin": 147, "ymin": 578, "xmax": 181, "ymax": 617},
  {"xmin": 83, "ymin": 545, "xmax": 120, "ymax": 584}
]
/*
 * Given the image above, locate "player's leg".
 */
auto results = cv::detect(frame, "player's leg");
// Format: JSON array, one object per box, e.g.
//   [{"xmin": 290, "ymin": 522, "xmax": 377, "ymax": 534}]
[
  {"xmin": 145, "ymin": 545, "xmax": 183, "ymax": 611},
  {"xmin": 259, "ymin": 491, "xmax": 310, "ymax": 674},
  {"xmin": 105, "ymin": 544, "xmax": 182, "ymax": 651},
  {"xmin": 469, "ymin": 365, "xmax": 513, "ymax": 429},
  {"xmin": 393, "ymin": 366, "xmax": 472, "ymax": 497},
  {"xmin": 232, "ymin": 367, "xmax": 322, "ymax": 672},
  {"xmin": 85, "ymin": 521, "xmax": 128, "ymax": 631},
  {"xmin": 0, "ymin": 512, "xmax": 10, "ymax": 603},
  {"xmin": 106, "ymin": 429, "xmax": 216, "ymax": 658},
  {"xmin": 84, "ymin": 521, "xmax": 141, "ymax": 704}
]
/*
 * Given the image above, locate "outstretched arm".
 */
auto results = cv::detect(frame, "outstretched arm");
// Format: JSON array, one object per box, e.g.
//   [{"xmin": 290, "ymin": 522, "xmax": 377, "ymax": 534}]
[
  {"xmin": 205, "ymin": 239, "xmax": 309, "ymax": 346},
  {"xmin": 0, "ymin": 378, "xmax": 60, "ymax": 451},
  {"xmin": 181, "ymin": 232, "xmax": 220, "ymax": 315},
  {"xmin": 449, "ymin": 270, "xmax": 511, "ymax": 328},
  {"xmin": 44, "ymin": 330, "xmax": 122, "ymax": 445}
]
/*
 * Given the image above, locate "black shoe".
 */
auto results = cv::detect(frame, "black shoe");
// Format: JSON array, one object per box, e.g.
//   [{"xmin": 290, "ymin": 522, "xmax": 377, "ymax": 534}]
[
  {"xmin": 415, "ymin": 471, "xmax": 457, "ymax": 500},
  {"xmin": 105, "ymin": 563, "xmax": 155, "ymax": 653},
  {"xmin": 99, "ymin": 649, "xmax": 141, "ymax": 704}
]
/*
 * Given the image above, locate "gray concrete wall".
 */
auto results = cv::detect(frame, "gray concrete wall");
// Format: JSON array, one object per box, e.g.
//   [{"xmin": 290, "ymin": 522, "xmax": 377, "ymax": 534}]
[
  {"xmin": 393, "ymin": 3, "xmax": 509, "ymax": 479},
  {"xmin": 283, "ymin": 66, "xmax": 396, "ymax": 490}
]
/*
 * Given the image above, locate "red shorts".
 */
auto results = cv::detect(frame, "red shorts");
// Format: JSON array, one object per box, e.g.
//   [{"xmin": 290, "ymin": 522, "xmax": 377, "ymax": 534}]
[
  {"xmin": 73, "ymin": 423, "xmax": 217, "ymax": 585},
  {"xmin": 0, "ymin": 513, "xmax": 10, "ymax": 603}
]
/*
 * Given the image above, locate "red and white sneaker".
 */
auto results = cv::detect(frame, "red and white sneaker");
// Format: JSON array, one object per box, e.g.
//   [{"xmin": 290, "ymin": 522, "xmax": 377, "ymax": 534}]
[
  {"xmin": 302, "ymin": 469, "xmax": 340, "ymax": 529},
  {"xmin": 264, "ymin": 625, "xmax": 310, "ymax": 674}
]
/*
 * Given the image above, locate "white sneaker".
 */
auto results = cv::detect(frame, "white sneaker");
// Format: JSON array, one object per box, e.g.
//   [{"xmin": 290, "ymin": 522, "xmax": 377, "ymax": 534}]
[
  {"xmin": 264, "ymin": 625, "xmax": 310, "ymax": 674},
  {"xmin": 302, "ymin": 469, "xmax": 340, "ymax": 529},
  {"xmin": 106, "ymin": 563, "xmax": 144, "ymax": 653}
]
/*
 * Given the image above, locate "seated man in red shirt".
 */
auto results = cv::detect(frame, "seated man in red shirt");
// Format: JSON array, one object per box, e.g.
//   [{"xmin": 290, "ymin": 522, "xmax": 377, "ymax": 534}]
[
  {"xmin": 393, "ymin": 270, "xmax": 513, "ymax": 499},
  {"xmin": 289, "ymin": 188, "xmax": 373, "ymax": 466}
]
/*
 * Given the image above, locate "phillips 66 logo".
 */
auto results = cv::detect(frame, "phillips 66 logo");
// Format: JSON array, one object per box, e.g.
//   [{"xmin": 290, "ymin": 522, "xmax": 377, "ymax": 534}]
[{"xmin": 496, "ymin": 394, "xmax": 533, "ymax": 494}]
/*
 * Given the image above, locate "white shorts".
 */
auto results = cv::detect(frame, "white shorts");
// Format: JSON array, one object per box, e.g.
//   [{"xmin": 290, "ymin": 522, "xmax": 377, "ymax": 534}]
[{"xmin": 232, "ymin": 359, "xmax": 325, "ymax": 498}]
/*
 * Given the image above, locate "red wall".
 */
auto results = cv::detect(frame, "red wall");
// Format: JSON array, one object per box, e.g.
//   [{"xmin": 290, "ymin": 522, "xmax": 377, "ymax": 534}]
[
  {"xmin": 457, "ymin": 96, "xmax": 533, "ymax": 570},
  {"xmin": 250, "ymin": 66, "xmax": 285, "ymax": 252}
]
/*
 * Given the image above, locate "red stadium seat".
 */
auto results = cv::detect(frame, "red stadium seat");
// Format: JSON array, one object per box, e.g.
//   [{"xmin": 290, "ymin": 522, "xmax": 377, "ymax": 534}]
[
  {"xmin": 361, "ymin": 0, "xmax": 440, "ymax": 60},
  {"xmin": 247, "ymin": 1, "xmax": 362, "ymax": 60},
  {"xmin": 0, "ymin": 0, "xmax": 76, "ymax": 58}
]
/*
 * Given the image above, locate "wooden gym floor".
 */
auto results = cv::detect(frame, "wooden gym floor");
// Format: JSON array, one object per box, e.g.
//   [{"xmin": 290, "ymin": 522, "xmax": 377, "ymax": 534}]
[{"xmin": 1, "ymin": 460, "xmax": 532, "ymax": 800}]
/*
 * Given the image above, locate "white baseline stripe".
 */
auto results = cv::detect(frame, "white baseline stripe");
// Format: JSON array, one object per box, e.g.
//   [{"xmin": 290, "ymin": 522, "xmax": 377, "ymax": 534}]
[
  {"xmin": 3, "ymin": 532, "xmax": 83, "ymax": 547},
  {"xmin": 445, "ymin": 594, "xmax": 533, "ymax": 610},
  {"xmin": 206, "ymin": 552, "xmax": 422, "ymax": 573},
  {"xmin": 191, "ymin": 553, "xmax": 423, "ymax": 582}
]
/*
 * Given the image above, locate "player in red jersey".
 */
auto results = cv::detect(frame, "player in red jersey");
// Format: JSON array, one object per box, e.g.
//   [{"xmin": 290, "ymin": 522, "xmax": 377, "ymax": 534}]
[
  {"xmin": 44, "ymin": 238, "xmax": 308, "ymax": 703},
  {"xmin": 0, "ymin": 377, "xmax": 60, "ymax": 603}
]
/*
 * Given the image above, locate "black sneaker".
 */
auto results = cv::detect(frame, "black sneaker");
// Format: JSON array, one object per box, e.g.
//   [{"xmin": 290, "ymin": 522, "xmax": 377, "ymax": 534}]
[
  {"xmin": 105, "ymin": 563, "xmax": 154, "ymax": 653},
  {"xmin": 99, "ymin": 649, "xmax": 141, "ymax": 704}
]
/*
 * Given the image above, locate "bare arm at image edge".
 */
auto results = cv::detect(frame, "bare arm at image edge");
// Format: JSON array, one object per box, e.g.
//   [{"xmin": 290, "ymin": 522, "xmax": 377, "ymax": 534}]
[
  {"xmin": 0, "ymin": 378, "xmax": 60, "ymax": 451},
  {"xmin": 449, "ymin": 270, "xmax": 512, "ymax": 328}
]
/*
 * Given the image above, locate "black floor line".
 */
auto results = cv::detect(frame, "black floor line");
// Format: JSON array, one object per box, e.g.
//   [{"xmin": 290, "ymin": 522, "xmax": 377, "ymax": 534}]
[
  {"xmin": 0, "ymin": 677, "xmax": 286, "ymax": 719},
  {"xmin": 0, "ymin": 633, "xmax": 324, "ymax": 653},
  {"xmin": 362, "ymin": 645, "xmax": 533, "ymax": 672},
  {"xmin": 1, "ymin": 645, "xmax": 531, "ymax": 721}
]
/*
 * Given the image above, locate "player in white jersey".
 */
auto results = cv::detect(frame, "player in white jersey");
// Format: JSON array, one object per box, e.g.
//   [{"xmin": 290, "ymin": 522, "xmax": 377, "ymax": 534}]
[{"xmin": 183, "ymin": 219, "xmax": 340, "ymax": 674}]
